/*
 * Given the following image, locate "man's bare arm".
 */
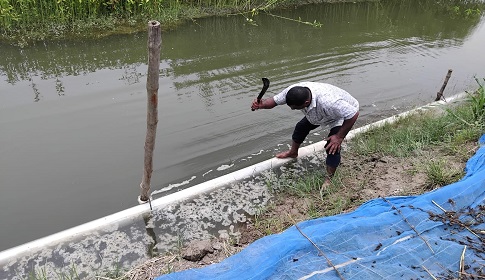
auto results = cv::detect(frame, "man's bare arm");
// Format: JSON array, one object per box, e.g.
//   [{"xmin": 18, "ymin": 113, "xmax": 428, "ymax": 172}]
[{"xmin": 336, "ymin": 111, "xmax": 359, "ymax": 139}]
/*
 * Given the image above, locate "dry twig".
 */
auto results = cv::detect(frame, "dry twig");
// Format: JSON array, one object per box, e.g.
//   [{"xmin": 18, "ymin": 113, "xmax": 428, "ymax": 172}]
[
  {"xmin": 431, "ymin": 200, "xmax": 484, "ymax": 242},
  {"xmin": 422, "ymin": 265, "xmax": 438, "ymax": 280},
  {"xmin": 431, "ymin": 200, "xmax": 447, "ymax": 212},
  {"xmin": 290, "ymin": 215, "xmax": 346, "ymax": 280},
  {"xmin": 459, "ymin": 245, "xmax": 467, "ymax": 280},
  {"xmin": 459, "ymin": 272, "xmax": 485, "ymax": 279},
  {"xmin": 382, "ymin": 198, "xmax": 434, "ymax": 253}
]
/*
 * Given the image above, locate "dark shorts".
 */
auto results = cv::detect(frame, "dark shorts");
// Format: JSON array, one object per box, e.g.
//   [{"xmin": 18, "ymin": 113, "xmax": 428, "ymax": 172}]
[{"xmin": 292, "ymin": 117, "xmax": 342, "ymax": 168}]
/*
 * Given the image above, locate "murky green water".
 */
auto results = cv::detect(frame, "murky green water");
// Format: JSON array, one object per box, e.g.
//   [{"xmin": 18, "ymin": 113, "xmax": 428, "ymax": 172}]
[{"xmin": 1, "ymin": 0, "xmax": 484, "ymax": 251}]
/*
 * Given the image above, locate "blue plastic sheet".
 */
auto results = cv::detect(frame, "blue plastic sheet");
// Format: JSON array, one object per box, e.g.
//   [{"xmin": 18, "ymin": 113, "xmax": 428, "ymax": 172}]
[{"xmin": 156, "ymin": 135, "xmax": 485, "ymax": 280}]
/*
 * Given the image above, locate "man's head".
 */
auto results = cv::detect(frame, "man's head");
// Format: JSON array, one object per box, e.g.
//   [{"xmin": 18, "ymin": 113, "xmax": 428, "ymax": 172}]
[{"xmin": 286, "ymin": 86, "xmax": 311, "ymax": 110}]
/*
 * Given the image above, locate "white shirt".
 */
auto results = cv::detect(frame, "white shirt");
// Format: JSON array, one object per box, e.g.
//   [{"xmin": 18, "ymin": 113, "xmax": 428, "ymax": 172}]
[{"xmin": 273, "ymin": 82, "xmax": 359, "ymax": 128}]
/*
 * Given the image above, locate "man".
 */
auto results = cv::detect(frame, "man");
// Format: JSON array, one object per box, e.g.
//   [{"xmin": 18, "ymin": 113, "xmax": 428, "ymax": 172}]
[{"xmin": 251, "ymin": 81, "xmax": 359, "ymax": 186}]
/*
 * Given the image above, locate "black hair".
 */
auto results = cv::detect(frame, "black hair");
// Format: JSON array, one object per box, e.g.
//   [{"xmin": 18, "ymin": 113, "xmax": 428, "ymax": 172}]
[{"xmin": 286, "ymin": 86, "xmax": 311, "ymax": 106}]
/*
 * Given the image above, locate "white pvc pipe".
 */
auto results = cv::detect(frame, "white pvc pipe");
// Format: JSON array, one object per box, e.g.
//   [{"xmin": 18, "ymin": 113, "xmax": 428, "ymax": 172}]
[{"xmin": 0, "ymin": 92, "xmax": 467, "ymax": 262}]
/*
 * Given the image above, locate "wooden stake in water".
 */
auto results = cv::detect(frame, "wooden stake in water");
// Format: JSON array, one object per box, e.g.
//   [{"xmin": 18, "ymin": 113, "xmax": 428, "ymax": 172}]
[
  {"xmin": 435, "ymin": 69, "xmax": 453, "ymax": 101},
  {"xmin": 139, "ymin": 21, "xmax": 161, "ymax": 204}
]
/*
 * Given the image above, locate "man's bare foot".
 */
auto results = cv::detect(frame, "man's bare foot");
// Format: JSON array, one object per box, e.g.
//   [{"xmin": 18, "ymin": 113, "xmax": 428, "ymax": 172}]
[
  {"xmin": 276, "ymin": 150, "xmax": 298, "ymax": 158},
  {"xmin": 320, "ymin": 176, "xmax": 332, "ymax": 197}
]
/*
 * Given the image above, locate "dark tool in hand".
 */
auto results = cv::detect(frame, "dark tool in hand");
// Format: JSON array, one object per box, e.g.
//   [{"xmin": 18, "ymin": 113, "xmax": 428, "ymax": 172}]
[{"xmin": 252, "ymin": 77, "xmax": 270, "ymax": 111}]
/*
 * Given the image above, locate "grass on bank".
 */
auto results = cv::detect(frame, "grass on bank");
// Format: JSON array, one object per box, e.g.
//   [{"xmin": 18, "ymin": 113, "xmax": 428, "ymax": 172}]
[
  {"xmin": 1, "ymin": 0, "xmax": 484, "ymax": 46},
  {"xmin": 0, "ymin": 0, "xmax": 298, "ymax": 46}
]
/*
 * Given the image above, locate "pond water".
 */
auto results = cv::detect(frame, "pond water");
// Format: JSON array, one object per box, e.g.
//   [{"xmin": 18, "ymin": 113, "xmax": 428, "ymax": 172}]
[{"xmin": 1, "ymin": 0, "xmax": 484, "ymax": 251}]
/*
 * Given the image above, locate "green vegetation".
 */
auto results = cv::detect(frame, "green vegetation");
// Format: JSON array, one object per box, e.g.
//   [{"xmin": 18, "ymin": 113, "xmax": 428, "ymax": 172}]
[
  {"xmin": 2, "ymin": 0, "xmax": 483, "ymax": 46},
  {"xmin": 0, "ymin": 0, "xmax": 194, "ymax": 44},
  {"xmin": 351, "ymin": 84, "xmax": 485, "ymax": 158},
  {"xmin": 357, "ymin": 90, "xmax": 482, "ymax": 158},
  {"xmin": 468, "ymin": 78, "xmax": 485, "ymax": 123},
  {"xmin": 0, "ymin": 0, "xmax": 303, "ymax": 45},
  {"xmin": 423, "ymin": 158, "xmax": 463, "ymax": 187}
]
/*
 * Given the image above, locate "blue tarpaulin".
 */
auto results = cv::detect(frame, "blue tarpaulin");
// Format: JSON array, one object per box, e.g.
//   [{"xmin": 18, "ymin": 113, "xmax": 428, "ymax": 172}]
[{"xmin": 156, "ymin": 134, "xmax": 485, "ymax": 280}]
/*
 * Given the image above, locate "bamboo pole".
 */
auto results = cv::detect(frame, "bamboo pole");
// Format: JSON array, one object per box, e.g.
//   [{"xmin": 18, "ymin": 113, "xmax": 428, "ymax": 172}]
[{"xmin": 139, "ymin": 20, "xmax": 161, "ymax": 203}]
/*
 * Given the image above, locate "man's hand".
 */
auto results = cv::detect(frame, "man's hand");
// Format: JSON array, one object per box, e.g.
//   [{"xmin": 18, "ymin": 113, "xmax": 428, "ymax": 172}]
[
  {"xmin": 325, "ymin": 111, "xmax": 359, "ymax": 154},
  {"xmin": 325, "ymin": 134, "xmax": 344, "ymax": 155},
  {"xmin": 251, "ymin": 99, "xmax": 262, "ymax": 110},
  {"xmin": 251, "ymin": 98, "xmax": 277, "ymax": 111}
]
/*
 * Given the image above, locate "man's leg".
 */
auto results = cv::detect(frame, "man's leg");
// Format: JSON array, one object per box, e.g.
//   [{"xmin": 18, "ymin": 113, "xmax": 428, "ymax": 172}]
[
  {"xmin": 276, "ymin": 117, "xmax": 319, "ymax": 158},
  {"xmin": 323, "ymin": 126, "xmax": 342, "ymax": 185}
]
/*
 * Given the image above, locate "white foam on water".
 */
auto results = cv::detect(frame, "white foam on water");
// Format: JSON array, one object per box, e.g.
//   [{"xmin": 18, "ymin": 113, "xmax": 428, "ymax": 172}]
[
  {"xmin": 217, "ymin": 164, "xmax": 234, "ymax": 171},
  {"xmin": 152, "ymin": 175, "xmax": 197, "ymax": 195}
]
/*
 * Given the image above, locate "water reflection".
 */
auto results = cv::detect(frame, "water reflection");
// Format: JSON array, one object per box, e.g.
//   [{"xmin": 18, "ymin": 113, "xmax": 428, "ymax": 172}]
[
  {"xmin": 143, "ymin": 212, "xmax": 160, "ymax": 258},
  {"xmin": 29, "ymin": 75, "xmax": 41, "ymax": 102},
  {"xmin": 56, "ymin": 78, "xmax": 65, "ymax": 96},
  {"xmin": 0, "ymin": 1, "xmax": 482, "ymax": 103}
]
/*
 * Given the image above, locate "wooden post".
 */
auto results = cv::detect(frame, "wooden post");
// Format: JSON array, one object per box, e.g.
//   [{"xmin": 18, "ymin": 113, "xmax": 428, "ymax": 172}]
[
  {"xmin": 435, "ymin": 69, "xmax": 453, "ymax": 101},
  {"xmin": 139, "ymin": 21, "xmax": 161, "ymax": 203}
]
